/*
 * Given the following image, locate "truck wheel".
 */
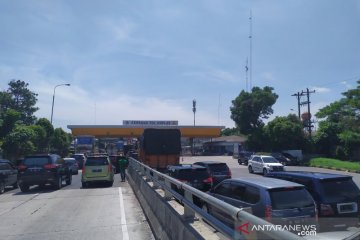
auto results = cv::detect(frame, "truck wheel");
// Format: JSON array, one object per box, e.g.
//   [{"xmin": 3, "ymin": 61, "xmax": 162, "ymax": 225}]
[{"xmin": 82, "ymin": 182, "xmax": 88, "ymax": 188}]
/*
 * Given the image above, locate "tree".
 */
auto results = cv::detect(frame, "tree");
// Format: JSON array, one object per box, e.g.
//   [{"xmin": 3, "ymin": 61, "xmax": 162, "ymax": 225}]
[
  {"xmin": 2, "ymin": 125, "xmax": 36, "ymax": 160},
  {"xmin": 264, "ymin": 114, "xmax": 305, "ymax": 151},
  {"xmin": 51, "ymin": 128, "xmax": 71, "ymax": 157},
  {"xmin": 230, "ymin": 86, "xmax": 278, "ymax": 135},
  {"xmin": 36, "ymin": 118, "xmax": 54, "ymax": 150},
  {"xmin": 221, "ymin": 127, "xmax": 240, "ymax": 136},
  {"xmin": 315, "ymin": 80, "xmax": 360, "ymax": 159},
  {"xmin": 313, "ymin": 121, "xmax": 341, "ymax": 156},
  {"xmin": 29, "ymin": 125, "xmax": 47, "ymax": 153},
  {"xmin": 0, "ymin": 109, "xmax": 21, "ymax": 139},
  {"xmin": 6, "ymin": 80, "xmax": 39, "ymax": 124}
]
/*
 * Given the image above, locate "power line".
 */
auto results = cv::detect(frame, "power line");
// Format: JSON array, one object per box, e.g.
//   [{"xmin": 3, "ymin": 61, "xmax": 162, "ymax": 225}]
[{"xmin": 292, "ymin": 88, "xmax": 316, "ymax": 138}]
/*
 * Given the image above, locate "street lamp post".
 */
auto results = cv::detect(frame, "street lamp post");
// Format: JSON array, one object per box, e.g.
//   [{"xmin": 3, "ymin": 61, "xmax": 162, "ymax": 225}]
[
  {"xmin": 51, "ymin": 83, "xmax": 70, "ymax": 124},
  {"xmin": 192, "ymin": 99, "xmax": 196, "ymax": 126}
]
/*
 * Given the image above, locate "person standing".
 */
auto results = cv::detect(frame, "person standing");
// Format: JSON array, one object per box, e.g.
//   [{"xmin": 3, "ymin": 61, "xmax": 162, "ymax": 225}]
[{"xmin": 118, "ymin": 156, "xmax": 128, "ymax": 182}]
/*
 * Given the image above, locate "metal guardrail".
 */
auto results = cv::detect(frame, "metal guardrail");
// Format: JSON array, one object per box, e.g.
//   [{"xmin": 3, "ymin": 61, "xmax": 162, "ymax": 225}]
[{"xmin": 128, "ymin": 158, "xmax": 304, "ymax": 240}]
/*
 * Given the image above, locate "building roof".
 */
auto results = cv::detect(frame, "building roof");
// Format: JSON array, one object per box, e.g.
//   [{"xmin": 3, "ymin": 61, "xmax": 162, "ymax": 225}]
[{"xmin": 210, "ymin": 135, "xmax": 247, "ymax": 143}]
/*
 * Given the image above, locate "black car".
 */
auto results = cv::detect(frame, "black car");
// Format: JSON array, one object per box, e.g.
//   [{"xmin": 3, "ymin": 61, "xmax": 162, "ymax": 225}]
[
  {"xmin": 193, "ymin": 161, "xmax": 231, "ymax": 186},
  {"xmin": 167, "ymin": 164, "xmax": 213, "ymax": 192},
  {"xmin": 271, "ymin": 152, "xmax": 298, "ymax": 166},
  {"xmin": 0, "ymin": 159, "xmax": 18, "ymax": 194},
  {"xmin": 237, "ymin": 151, "xmax": 254, "ymax": 165},
  {"xmin": 266, "ymin": 171, "xmax": 360, "ymax": 231},
  {"xmin": 18, "ymin": 154, "xmax": 72, "ymax": 192}
]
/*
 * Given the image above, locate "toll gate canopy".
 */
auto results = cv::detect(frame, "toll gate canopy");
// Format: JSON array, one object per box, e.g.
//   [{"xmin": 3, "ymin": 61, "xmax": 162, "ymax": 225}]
[{"xmin": 67, "ymin": 125, "xmax": 224, "ymax": 138}]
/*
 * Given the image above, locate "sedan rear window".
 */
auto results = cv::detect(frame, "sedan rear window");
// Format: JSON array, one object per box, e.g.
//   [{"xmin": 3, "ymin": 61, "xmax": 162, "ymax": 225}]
[
  {"xmin": 23, "ymin": 157, "xmax": 49, "ymax": 166},
  {"xmin": 209, "ymin": 164, "xmax": 228, "ymax": 172},
  {"xmin": 85, "ymin": 158, "xmax": 109, "ymax": 166},
  {"xmin": 269, "ymin": 187, "xmax": 314, "ymax": 210},
  {"xmin": 177, "ymin": 168, "xmax": 209, "ymax": 181}
]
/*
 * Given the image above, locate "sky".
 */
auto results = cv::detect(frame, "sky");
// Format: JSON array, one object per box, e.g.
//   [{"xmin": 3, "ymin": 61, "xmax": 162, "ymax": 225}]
[{"xmin": 0, "ymin": 0, "xmax": 359, "ymax": 132}]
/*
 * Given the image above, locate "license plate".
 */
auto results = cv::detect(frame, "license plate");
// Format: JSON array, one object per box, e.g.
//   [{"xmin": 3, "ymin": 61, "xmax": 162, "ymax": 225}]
[
  {"xmin": 338, "ymin": 203, "xmax": 357, "ymax": 213},
  {"xmin": 92, "ymin": 169, "xmax": 102, "ymax": 173}
]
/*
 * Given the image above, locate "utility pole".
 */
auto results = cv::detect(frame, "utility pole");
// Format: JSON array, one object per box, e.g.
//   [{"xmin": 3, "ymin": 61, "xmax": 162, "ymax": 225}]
[
  {"xmin": 301, "ymin": 88, "xmax": 316, "ymax": 138},
  {"xmin": 192, "ymin": 99, "xmax": 197, "ymax": 155},
  {"xmin": 192, "ymin": 99, "xmax": 196, "ymax": 126},
  {"xmin": 291, "ymin": 92, "xmax": 302, "ymax": 120},
  {"xmin": 292, "ymin": 88, "xmax": 315, "ymax": 137}
]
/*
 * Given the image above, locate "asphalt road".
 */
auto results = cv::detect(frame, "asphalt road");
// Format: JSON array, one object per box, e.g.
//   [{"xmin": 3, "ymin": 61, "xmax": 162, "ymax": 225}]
[
  {"xmin": 181, "ymin": 156, "xmax": 360, "ymax": 187},
  {"xmin": 0, "ymin": 172, "xmax": 154, "ymax": 240},
  {"xmin": 1, "ymin": 157, "xmax": 359, "ymax": 240}
]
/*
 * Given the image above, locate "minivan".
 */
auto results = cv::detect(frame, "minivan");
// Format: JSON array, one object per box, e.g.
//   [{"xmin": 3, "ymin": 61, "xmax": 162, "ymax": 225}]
[
  {"xmin": 81, "ymin": 155, "xmax": 114, "ymax": 188},
  {"xmin": 204, "ymin": 177, "xmax": 317, "ymax": 228},
  {"xmin": 266, "ymin": 171, "xmax": 360, "ymax": 231}
]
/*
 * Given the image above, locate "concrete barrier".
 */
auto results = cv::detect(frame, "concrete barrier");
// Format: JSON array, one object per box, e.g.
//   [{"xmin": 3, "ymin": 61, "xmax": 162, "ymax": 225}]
[{"xmin": 127, "ymin": 166, "xmax": 211, "ymax": 240}]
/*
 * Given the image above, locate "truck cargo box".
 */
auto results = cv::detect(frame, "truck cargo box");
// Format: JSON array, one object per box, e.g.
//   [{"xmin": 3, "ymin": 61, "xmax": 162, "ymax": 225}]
[{"xmin": 141, "ymin": 129, "xmax": 181, "ymax": 155}]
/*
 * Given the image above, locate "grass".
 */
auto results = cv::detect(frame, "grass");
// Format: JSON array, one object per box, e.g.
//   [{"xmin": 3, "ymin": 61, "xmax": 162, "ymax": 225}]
[{"xmin": 310, "ymin": 158, "xmax": 360, "ymax": 172}]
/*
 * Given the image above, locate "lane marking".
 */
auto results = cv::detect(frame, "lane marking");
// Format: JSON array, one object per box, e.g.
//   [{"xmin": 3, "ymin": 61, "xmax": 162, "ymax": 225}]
[{"xmin": 119, "ymin": 187, "xmax": 129, "ymax": 240}]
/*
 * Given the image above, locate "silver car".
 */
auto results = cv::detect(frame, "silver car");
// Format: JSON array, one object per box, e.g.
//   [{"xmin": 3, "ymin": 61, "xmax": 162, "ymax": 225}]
[
  {"xmin": 248, "ymin": 155, "xmax": 285, "ymax": 175},
  {"xmin": 64, "ymin": 158, "xmax": 79, "ymax": 175}
]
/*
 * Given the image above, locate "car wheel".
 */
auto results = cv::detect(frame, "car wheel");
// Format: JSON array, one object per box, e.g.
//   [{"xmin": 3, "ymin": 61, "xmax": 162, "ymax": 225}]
[
  {"xmin": 66, "ymin": 175, "xmax": 72, "ymax": 185},
  {"xmin": 20, "ymin": 184, "xmax": 29, "ymax": 192},
  {"xmin": 263, "ymin": 168, "xmax": 268, "ymax": 176},
  {"xmin": 54, "ymin": 176, "xmax": 62, "ymax": 190},
  {"xmin": 13, "ymin": 181, "xmax": 18, "ymax": 189},
  {"xmin": 248, "ymin": 166, "xmax": 253, "ymax": 173},
  {"xmin": 244, "ymin": 160, "xmax": 248, "ymax": 166},
  {"xmin": 82, "ymin": 182, "xmax": 87, "ymax": 188},
  {"xmin": 0, "ymin": 182, "xmax": 5, "ymax": 194}
]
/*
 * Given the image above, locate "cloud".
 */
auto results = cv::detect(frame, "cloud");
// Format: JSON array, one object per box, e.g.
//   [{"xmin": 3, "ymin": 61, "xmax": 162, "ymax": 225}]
[
  {"xmin": 261, "ymin": 72, "xmax": 276, "ymax": 82},
  {"xmin": 340, "ymin": 81, "xmax": 352, "ymax": 90},
  {"xmin": 183, "ymin": 69, "xmax": 237, "ymax": 83},
  {"xmin": 34, "ymin": 84, "xmax": 231, "ymax": 131},
  {"xmin": 311, "ymin": 87, "xmax": 331, "ymax": 93}
]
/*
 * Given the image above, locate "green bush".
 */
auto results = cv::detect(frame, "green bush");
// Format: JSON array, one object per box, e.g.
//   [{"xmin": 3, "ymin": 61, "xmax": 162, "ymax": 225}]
[{"xmin": 310, "ymin": 158, "xmax": 360, "ymax": 172}]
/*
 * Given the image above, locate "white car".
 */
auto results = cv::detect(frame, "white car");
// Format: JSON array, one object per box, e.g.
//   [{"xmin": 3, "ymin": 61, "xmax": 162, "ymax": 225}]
[{"xmin": 248, "ymin": 155, "xmax": 284, "ymax": 175}]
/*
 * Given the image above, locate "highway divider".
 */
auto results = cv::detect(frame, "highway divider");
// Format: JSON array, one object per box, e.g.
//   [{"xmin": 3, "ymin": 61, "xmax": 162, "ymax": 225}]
[{"xmin": 127, "ymin": 157, "xmax": 303, "ymax": 240}]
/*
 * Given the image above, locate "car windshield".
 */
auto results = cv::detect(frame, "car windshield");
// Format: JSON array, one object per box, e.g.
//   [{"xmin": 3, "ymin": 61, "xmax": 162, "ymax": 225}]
[
  {"xmin": 177, "ymin": 168, "xmax": 209, "ymax": 181},
  {"xmin": 269, "ymin": 187, "xmax": 314, "ymax": 210},
  {"xmin": 262, "ymin": 157, "xmax": 279, "ymax": 163},
  {"xmin": 208, "ymin": 164, "xmax": 228, "ymax": 172},
  {"xmin": 23, "ymin": 157, "xmax": 49, "ymax": 166},
  {"xmin": 321, "ymin": 178, "xmax": 360, "ymax": 201},
  {"xmin": 85, "ymin": 158, "xmax": 109, "ymax": 166}
]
